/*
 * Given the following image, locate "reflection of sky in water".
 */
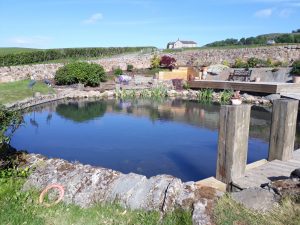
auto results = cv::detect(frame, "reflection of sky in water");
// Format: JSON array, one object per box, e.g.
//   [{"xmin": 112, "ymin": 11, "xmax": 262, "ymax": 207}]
[{"xmin": 11, "ymin": 99, "xmax": 275, "ymax": 182}]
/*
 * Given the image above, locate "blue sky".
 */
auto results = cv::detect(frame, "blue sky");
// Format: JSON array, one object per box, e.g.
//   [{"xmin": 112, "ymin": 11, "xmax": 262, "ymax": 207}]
[{"xmin": 0, "ymin": 0, "xmax": 299, "ymax": 48}]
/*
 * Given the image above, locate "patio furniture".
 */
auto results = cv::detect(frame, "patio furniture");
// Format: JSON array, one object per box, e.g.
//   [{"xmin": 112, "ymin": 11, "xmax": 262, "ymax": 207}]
[{"xmin": 228, "ymin": 69, "xmax": 252, "ymax": 82}]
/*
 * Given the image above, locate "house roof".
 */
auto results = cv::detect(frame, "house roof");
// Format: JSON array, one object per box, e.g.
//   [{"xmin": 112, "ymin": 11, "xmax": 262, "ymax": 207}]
[
  {"xmin": 168, "ymin": 42, "xmax": 175, "ymax": 45},
  {"xmin": 178, "ymin": 40, "xmax": 197, "ymax": 44}
]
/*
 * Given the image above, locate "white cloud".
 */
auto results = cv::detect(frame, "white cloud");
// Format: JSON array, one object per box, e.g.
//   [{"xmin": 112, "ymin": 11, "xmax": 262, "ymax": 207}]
[
  {"xmin": 278, "ymin": 8, "xmax": 293, "ymax": 17},
  {"xmin": 8, "ymin": 36, "xmax": 52, "ymax": 48},
  {"xmin": 254, "ymin": 8, "xmax": 273, "ymax": 17},
  {"xmin": 82, "ymin": 13, "xmax": 103, "ymax": 24}
]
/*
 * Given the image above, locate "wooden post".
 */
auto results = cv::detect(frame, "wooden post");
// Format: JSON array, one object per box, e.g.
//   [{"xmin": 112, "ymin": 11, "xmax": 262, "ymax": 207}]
[
  {"xmin": 268, "ymin": 99, "xmax": 298, "ymax": 161},
  {"xmin": 216, "ymin": 105, "xmax": 251, "ymax": 185}
]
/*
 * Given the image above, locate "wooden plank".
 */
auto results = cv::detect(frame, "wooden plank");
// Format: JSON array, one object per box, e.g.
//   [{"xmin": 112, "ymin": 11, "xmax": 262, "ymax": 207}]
[
  {"xmin": 269, "ymin": 99, "xmax": 299, "ymax": 161},
  {"xmin": 188, "ymin": 80, "xmax": 300, "ymax": 94},
  {"xmin": 281, "ymin": 93, "xmax": 300, "ymax": 100},
  {"xmin": 234, "ymin": 149, "xmax": 300, "ymax": 189},
  {"xmin": 196, "ymin": 177, "xmax": 226, "ymax": 192},
  {"xmin": 245, "ymin": 159, "xmax": 268, "ymax": 171},
  {"xmin": 270, "ymin": 160, "xmax": 300, "ymax": 168},
  {"xmin": 216, "ymin": 105, "xmax": 251, "ymax": 185}
]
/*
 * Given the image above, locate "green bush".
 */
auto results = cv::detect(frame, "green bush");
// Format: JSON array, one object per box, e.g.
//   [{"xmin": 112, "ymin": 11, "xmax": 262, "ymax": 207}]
[
  {"xmin": 247, "ymin": 57, "xmax": 261, "ymax": 68},
  {"xmin": 0, "ymin": 105, "xmax": 23, "ymax": 147},
  {"xmin": 127, "ymin": 64, "xmax": 134, "ymax": 72},
  {"xmin": 150, "ymin": 54, "xmax": 161, "ymax": 69},
  {"xmin": 291, "ymin": 60, "xmax": 300, "ymax": 75},
  {"xmin": 114, "ymin": 68, "xmax": 123, "ymax": 76},
  {"xmin": 234, "ymin": 58, "xmax": 248, "ymax": 68},
  {"xmin": 55, "ymin": 62, "xmax": 106, "ymax": 86}
]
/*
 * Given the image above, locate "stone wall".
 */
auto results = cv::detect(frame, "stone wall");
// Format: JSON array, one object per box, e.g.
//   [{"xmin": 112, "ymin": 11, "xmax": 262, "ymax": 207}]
[
  {"xmin": 171, "ymin": 45, "xmax": 300, "ymax": 65},
  {"xmin": 0, "ymin": 53, "xmax": 152, "ymax": 83},
  {"xmin": 0, "ymin": 45, "xmax": 299, "ymax": 83}
]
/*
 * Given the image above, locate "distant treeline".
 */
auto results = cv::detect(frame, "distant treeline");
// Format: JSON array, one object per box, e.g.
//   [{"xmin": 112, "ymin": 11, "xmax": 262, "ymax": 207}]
[
  {"xmin": 205, "ymin": 30, "xmax": 300, "ymax": 47},
  {"xmin": 0, "ymin": 47, "xmax": 155, "ymax": 67}
]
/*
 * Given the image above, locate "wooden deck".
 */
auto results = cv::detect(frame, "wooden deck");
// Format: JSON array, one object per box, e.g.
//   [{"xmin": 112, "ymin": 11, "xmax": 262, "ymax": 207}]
[
  {"xmin": 233, "ymin": 149, "xmax": 300, "ymax": 189},
  {"xmin": 188, "ymin": 80, "xmax": 300, "ymax": 94}
]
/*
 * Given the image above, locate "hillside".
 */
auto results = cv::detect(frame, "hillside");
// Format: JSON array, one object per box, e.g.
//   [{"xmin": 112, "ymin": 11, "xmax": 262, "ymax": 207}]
[
  {"xmin": 0, "ymin": 47, "xmax": 40, "ymax": 56},
  {"xmin": 205, "ymin": 30, "xmax": 300, "ymax": 47}
]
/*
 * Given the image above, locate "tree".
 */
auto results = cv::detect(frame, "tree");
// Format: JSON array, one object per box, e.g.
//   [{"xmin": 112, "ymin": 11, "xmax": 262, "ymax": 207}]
[{"xmin": 160, "ymin": 55, "xmax": 176, "ymax": 70}]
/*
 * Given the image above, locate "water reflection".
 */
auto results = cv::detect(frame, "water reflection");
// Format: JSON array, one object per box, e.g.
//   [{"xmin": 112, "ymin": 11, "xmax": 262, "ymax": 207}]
[{"xmin": 10, "ymin": 99, "xmax": 300, "ymax": 181}]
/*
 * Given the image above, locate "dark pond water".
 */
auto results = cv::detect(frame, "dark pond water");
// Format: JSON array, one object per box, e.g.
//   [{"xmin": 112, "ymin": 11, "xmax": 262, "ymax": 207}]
[{"xmin": 10, "ymin": 99, "xmax": 300, "ymax": 182}]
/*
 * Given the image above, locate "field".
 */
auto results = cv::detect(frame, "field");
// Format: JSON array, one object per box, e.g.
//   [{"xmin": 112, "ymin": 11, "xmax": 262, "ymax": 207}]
[
  {"xmin": 0, "ymin": 47, "xmax": 40, "ymax": 56},
  {"xmin": 0, "ymin": 80, "xmax": 54, "ymax": 105}
]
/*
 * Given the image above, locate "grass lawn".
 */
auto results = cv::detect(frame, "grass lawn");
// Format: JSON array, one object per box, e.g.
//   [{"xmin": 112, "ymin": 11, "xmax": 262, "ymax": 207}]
[
  {"xmin": 214, "ymin": 194, "xmax": 300, "ymax": 225},
  {"xmin": 0, "ymin": 176, "xmax": 192, "ymax": 225},
  {"xmin": 0, "ymin": 80, "xmax": 54, "ymax": 105}
]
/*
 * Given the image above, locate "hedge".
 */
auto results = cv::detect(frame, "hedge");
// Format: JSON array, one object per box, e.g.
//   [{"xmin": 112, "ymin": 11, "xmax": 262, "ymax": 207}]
[{"xmin": 0, "ymin": 47, "xmax": 155, "ymax": 67}]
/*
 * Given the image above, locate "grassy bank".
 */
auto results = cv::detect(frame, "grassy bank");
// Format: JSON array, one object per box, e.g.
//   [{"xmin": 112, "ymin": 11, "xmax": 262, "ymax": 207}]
[
  {"xmin": 0, "ymin": 80, "xmax": 54, "ymax": 104},
  {"xmin": 214, "ymin": 194, "xmax": 300, "ymax": 225},
  {"xmin": 0, "ymin": 175, "xmax": 192, "ymax": 225}
]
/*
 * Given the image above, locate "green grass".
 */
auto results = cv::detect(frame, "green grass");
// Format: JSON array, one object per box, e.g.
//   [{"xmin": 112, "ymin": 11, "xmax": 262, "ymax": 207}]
[
  {"xmin": 213, "ymin": 194, "xmax": 300, "ymax": 225},
  {"xmin": 0, "ymin": 176, "xmax": 192, "ymax": 225},
  {"xmin": 0, "ymin": 47, "xmax": 40, "ymax": 56},
  {"xmin": 0, "ymin": 80, "xmax": 54, "ymax": 104}
]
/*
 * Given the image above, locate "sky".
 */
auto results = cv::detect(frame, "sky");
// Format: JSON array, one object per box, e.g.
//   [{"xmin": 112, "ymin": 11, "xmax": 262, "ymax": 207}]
[{"xmin": 0, "ymin": 0, "xmax": 299, "ymax": 49}]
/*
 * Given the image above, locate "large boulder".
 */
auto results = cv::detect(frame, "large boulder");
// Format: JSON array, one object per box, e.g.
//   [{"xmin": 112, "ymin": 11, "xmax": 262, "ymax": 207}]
[
  {"xmin": 22, "ymin": 153, "xmax": 222, "ymax": 225},
  {"xmin": 231, "ymin": 187, "xmax": 279, "ymax": 212}
]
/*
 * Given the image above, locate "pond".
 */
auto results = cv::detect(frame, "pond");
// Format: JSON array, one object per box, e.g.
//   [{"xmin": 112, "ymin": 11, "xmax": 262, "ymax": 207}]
[{"xmin": 10, "ymin": 99, "xmax": 300, "ymax": 182}]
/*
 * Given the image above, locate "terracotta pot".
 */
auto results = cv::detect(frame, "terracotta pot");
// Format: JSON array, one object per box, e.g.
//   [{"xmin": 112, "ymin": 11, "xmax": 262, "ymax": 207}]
[
  {"xmin": 188, "ymin": 73, "xmax": 195, "ymax": 81},
  {"xmin": 231, "ymin": 98, "xmax": 242, "ymax": 105},
  {"xmin": 293, "ymin": 75, "xmax": 300, "ymax": 83}
]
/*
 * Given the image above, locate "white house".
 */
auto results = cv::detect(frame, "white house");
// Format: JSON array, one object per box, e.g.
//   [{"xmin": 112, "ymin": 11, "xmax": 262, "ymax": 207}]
[
  {"xmin": 267, "ymin": 39, "xmax": 276, "ymax": 45},
  {"xmin": 167, "ymin": 39, "xmax": 197, "ymax": 49}
]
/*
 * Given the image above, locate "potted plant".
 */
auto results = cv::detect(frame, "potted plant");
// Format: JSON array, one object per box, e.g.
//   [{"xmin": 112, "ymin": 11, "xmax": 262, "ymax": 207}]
[
  {"xmin": 201, "ymin": 62, "xmax": 210, "ymax": 79},
  {"xmin": 231, "ymin": 90, "xmax": 242, "ymax": 105},
  {"xmin": 291, "ymin": 60, "xmax": 300, "ymax": 83}
]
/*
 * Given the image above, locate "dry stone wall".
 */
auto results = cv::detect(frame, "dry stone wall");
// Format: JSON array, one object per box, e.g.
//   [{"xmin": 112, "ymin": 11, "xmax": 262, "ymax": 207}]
[
  {"xmin": 0, "ymin": 45, "xmax": 299, "ymax": 83},
  {"xmin": 172, "ymin": 45, "xmax": 300, "ymax": 65},
  {"xmin": 0, "ymin": 53, "xmax": 152, "ymax": 83}
]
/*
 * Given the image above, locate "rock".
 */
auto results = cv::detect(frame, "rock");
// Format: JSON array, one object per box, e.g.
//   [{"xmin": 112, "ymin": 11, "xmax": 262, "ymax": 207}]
[
  {"xmin": 231, "ymin": 188, "xmax": 279, "ymax": 212},
  {"xmin": 102, "ymin": 90, "xmax": 115, "ymax": 97},
  {"xmin": 267, "ymin": 179, "xmax": 300, "ymax": 198},
  {"xmin": 242, "ymin": 93, "xmax": 255, "ymax": 102},
  {"xmin": 192, "ymin": 200, "xmax": 212, "ymax": 225},
  {"xmin": 290, "ymin": 168, "xmax": 300, "ymax": 180},
  {"xmin": 34, "ymin": 92, "xmax": 41, "ymax": 98},
  {"xmin": 207, "ymin": 64, "xmax": 229, "ymax": 75},
  {"xmin": 77, "ymin": 83, "xmax": 84, "ymax": 91},
  {"xmin": 265, "ymin": 94, "xmax": 281, "ymax": 102},
  {"xmin": 167, "ymin": 90, "xmax": 177, "ymax": 97},
  {"xmin": 22, "ymin": 154, "xmax": 220, "ymax": 214}
]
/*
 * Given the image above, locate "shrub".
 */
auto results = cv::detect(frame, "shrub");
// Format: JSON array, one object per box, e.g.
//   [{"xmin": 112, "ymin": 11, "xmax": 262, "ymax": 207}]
[
  {"xmin": 222, "ymin": 60, "xmax": 230, "ymax": 67},
  {"xmin": 150, "ymin": 54, "xmax": 160, "ymax": 69},
  {"xmin": 247, "ymin": 57, "xmax": 261, "ymax": 68},
  {"xmin": 291, "ymin": 60, "xmax": 300, "ymax": 75},
  {"xmin": 0, "ymin": 105, "xmax": 23, "ymax": 147},
  {"xmin": 114, "ymin": 68, "xmax": 123, "ymax": 76},
  {"xmin": 234, "ymin": 58, "xmax": 248, "ymax": 68},
  {"xmin": 160, "ymin": 55, "xmax": 176, "ymax": 70},
  {"xmin": 55, "ymin": 62, "xmax": 106, "ymax": 86},
  {"xmin": 127, "ymin": 64, "xmax": 134, "ymax": 72}
]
